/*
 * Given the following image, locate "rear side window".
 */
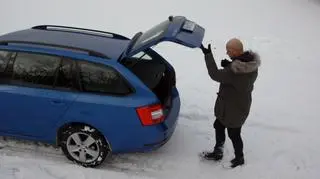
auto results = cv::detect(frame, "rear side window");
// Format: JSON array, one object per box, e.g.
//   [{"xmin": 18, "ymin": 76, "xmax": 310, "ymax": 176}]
[
  {"xmin": 0, "ymin": 50, "xmax": 12, "ymax": 73},
  {"xmin": 54, "ymin": 58, "xmax": 78, "ymax": 90},
  {"xmin": 78, "ymin": 61, "xmax": 131, "ymax": 95},
  {"xmin": 12, "ymin": 52, "xmax": 60, "ymax": 87}
]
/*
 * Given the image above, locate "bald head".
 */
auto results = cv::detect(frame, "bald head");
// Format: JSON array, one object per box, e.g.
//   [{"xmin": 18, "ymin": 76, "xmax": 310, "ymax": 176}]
[{"xmin": 226, "ymin": 38, "xmax": 244, "ymax": 58}]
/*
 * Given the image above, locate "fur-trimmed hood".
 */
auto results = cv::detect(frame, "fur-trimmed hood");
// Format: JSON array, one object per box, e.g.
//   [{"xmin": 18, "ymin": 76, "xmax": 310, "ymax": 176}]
[{"xmin": 230, "ymin": 51, "xmax": 261, "ymax": 74}]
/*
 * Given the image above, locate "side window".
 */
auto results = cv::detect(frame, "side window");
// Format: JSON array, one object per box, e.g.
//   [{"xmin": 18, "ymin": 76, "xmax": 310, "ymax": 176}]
[
  {"xmin": 0, "ymin": 50, "xmax": 12, "ymax": 73},
  {"xmin": 54, "ymin": 58, "xmax": 78, "ymax": 90},
  {"xmin": 12, "ymin": 52, "xmax": 60, "ymax": 87},
  {"xmin": 0, "ymin": 50, "xmax": 14, "ymax": 82},
  {"xmin": 78, "ymin": 61, "xmax": 131, "ymax": 95},
  {"xmin": 132, "ymin": 51, "xmax": 152, "ymax": 60}
]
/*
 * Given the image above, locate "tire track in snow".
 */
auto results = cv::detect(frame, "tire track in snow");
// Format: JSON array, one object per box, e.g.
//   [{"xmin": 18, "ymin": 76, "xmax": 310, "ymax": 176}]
[
  {"xmin": 0, "ymin": 167, "xmax": 19, "ymax": 179},
  {"xmin": 0, "ymin": 138, "xmax": 164, "ymax": 179},
  {"xmin": 38, "ymin": 166, "xmax": 67, "ymax": 179},
  {"xmin": 247, "ymin": 122, "xmax": 301, "ymax": 134},
  {"xmin": 179, "ymin": 112, "xmax": 210, "ymax": 121}
]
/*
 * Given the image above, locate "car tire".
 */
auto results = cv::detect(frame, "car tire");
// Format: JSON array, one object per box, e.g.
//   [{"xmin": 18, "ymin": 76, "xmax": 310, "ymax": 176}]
[{"xmin": 60, "ymin": 124, "xmax": 111, "ymax": 167}]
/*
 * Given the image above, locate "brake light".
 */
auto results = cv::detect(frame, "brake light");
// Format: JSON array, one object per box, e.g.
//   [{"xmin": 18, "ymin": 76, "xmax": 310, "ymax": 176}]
[{"xmin": 136, "ymin": 104, "xmax": 164, "ymax": 126}]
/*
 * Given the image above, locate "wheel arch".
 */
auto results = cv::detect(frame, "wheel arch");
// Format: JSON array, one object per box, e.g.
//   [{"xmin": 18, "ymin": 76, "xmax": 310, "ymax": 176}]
[{"xmin": 56, "ymin": 122, "xmax": 112, "ymax": 152}]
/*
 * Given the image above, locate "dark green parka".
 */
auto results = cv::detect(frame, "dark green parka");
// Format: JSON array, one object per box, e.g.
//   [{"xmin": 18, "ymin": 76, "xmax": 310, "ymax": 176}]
[{"xmin": 204, "ymin": 51, "xmax": 261, "ymax": 128}]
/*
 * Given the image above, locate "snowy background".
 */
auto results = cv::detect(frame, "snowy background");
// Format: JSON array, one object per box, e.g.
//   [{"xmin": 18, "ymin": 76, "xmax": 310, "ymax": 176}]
[{"xmin": 1, "ymin": 0, "xmax": 320, "ymax": 178}]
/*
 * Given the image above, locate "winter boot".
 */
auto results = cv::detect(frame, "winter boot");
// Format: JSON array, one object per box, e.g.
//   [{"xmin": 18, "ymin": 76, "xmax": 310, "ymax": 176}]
[
  {"xmin": 229, "ymin": 156, "xmax": 245, "ymax": 168},
  {"xmin": 203, "ymin": 147, "xmax": 223, "ymax": 161}
]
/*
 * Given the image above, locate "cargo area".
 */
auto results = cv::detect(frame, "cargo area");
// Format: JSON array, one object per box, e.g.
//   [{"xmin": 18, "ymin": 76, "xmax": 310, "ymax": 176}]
[{"xmin": 121, "ymin": 49, "xmax": 176, "ymax": 107}]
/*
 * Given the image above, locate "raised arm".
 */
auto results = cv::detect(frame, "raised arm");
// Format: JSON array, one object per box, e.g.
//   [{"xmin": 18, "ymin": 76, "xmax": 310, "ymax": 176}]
[{"xmin": 200, "ymin": 44, "xmax": 233, "ymax": 84}]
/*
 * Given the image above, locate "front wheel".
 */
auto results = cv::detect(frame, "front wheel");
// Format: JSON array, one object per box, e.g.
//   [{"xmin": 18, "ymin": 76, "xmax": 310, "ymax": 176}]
[{"xmin": 60, "ymin": 125, "xmax": 111, "ymax": 167}]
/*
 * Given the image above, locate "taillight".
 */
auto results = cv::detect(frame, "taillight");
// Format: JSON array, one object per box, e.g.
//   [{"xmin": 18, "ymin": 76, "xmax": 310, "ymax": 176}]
[{"xmin": 136, "ymin": 104, "xmax": 164, "ymax": 126}]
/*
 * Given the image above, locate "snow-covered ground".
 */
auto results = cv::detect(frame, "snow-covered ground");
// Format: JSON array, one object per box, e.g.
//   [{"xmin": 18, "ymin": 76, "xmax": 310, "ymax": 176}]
[{"xmin": 1, "ymin": 0, "xmax": 320, "ymax": 178}]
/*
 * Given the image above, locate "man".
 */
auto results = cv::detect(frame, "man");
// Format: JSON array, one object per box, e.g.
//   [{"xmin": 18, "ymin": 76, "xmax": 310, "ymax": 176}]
[{"xmin": 199, "ymin": 38, "xmax": 261, "ymax": 168}]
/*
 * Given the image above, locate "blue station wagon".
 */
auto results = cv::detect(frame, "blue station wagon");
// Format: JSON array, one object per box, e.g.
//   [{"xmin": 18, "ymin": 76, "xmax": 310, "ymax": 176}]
[{"xmin": 0, "ymin": 16, "xmax": 205, "ymax": 167}]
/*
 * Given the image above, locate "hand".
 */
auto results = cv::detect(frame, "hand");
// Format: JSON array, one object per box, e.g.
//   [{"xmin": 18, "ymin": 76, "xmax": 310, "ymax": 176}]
[
  {"xmin": 221, "ymin": 59, "xmax": 231, "ymax": 67},
  {"xmin": 200, "ymin": 44, "xmax": 212, "ymax": 55}
]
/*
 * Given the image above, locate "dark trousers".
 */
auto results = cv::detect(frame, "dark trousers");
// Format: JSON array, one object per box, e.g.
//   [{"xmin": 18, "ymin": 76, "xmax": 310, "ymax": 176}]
[{"xmin": 214, "ymin": 119, "xmax": 244, "ymax": 158}]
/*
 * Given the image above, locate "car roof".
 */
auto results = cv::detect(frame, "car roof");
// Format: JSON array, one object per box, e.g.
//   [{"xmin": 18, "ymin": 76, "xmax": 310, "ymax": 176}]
[{"xmin": 0, "ymin": 25, "xmax": 131, "ymax": 60}]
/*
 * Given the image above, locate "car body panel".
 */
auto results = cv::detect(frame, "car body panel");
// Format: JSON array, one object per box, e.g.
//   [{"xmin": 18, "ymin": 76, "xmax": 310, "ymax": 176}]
[
  {"xmin": 120, "ymin": 16, "xmax": 205, "ymax": 60},
  {"xmin": 0, "ymin": 16, "xmax": 203, "ymax": 156},
  {"xmin": 0, "ymin": 85, "xmax": 78, "ymax": 137}
]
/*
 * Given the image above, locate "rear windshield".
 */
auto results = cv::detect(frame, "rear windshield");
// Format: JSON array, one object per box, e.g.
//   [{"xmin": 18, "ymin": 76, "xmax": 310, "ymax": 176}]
[{"xmin": 130, "ymin": 20, "xmax": 170, "ymax": 52}]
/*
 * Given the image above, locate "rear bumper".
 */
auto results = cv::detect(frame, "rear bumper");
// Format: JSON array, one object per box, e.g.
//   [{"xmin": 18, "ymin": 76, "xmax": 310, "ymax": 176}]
[
  {"xmin": 142, "ymin": 117, "xmax": 178, "ymax": 150},
  {"xmin": 111, "ymin": 88, "xmax": 180, "ymax": 153},
  {"xmin": 137, "ymin": 88, "xmax": 180, "ymax": 151}
]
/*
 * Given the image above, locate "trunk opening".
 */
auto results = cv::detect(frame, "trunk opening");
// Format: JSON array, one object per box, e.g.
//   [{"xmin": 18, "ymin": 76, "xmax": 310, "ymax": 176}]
[{"xmin": 121, "ymin": 49, "xmax": 175, "ymax": 107}]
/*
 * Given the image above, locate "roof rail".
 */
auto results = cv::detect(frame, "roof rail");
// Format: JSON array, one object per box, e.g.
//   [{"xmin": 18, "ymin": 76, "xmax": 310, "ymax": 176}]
[
  {"xmin": 0, "ymin": 40, "xmax": 109, "ymax": 59},
  {"xmin": 32, "ymin": 25, "xmax": 130, "ymax": 40}
]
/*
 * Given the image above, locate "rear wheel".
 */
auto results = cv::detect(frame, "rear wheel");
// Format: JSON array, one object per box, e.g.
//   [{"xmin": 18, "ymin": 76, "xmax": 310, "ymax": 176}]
[{"xmin": 59, "ymin": 125, "xmax": 111, "ymax": 167}]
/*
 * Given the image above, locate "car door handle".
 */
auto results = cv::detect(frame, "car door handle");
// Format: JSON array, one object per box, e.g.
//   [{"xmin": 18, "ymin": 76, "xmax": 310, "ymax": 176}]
[{"xmin": 51, "ymin": 100, "xmax": 64, "ymax": 105}]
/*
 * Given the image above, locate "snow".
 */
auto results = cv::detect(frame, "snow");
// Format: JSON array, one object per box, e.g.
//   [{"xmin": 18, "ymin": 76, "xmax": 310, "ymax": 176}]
[{"xmin": 1, "ymin": 0, "xmax": 320, "ymax": 178}]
